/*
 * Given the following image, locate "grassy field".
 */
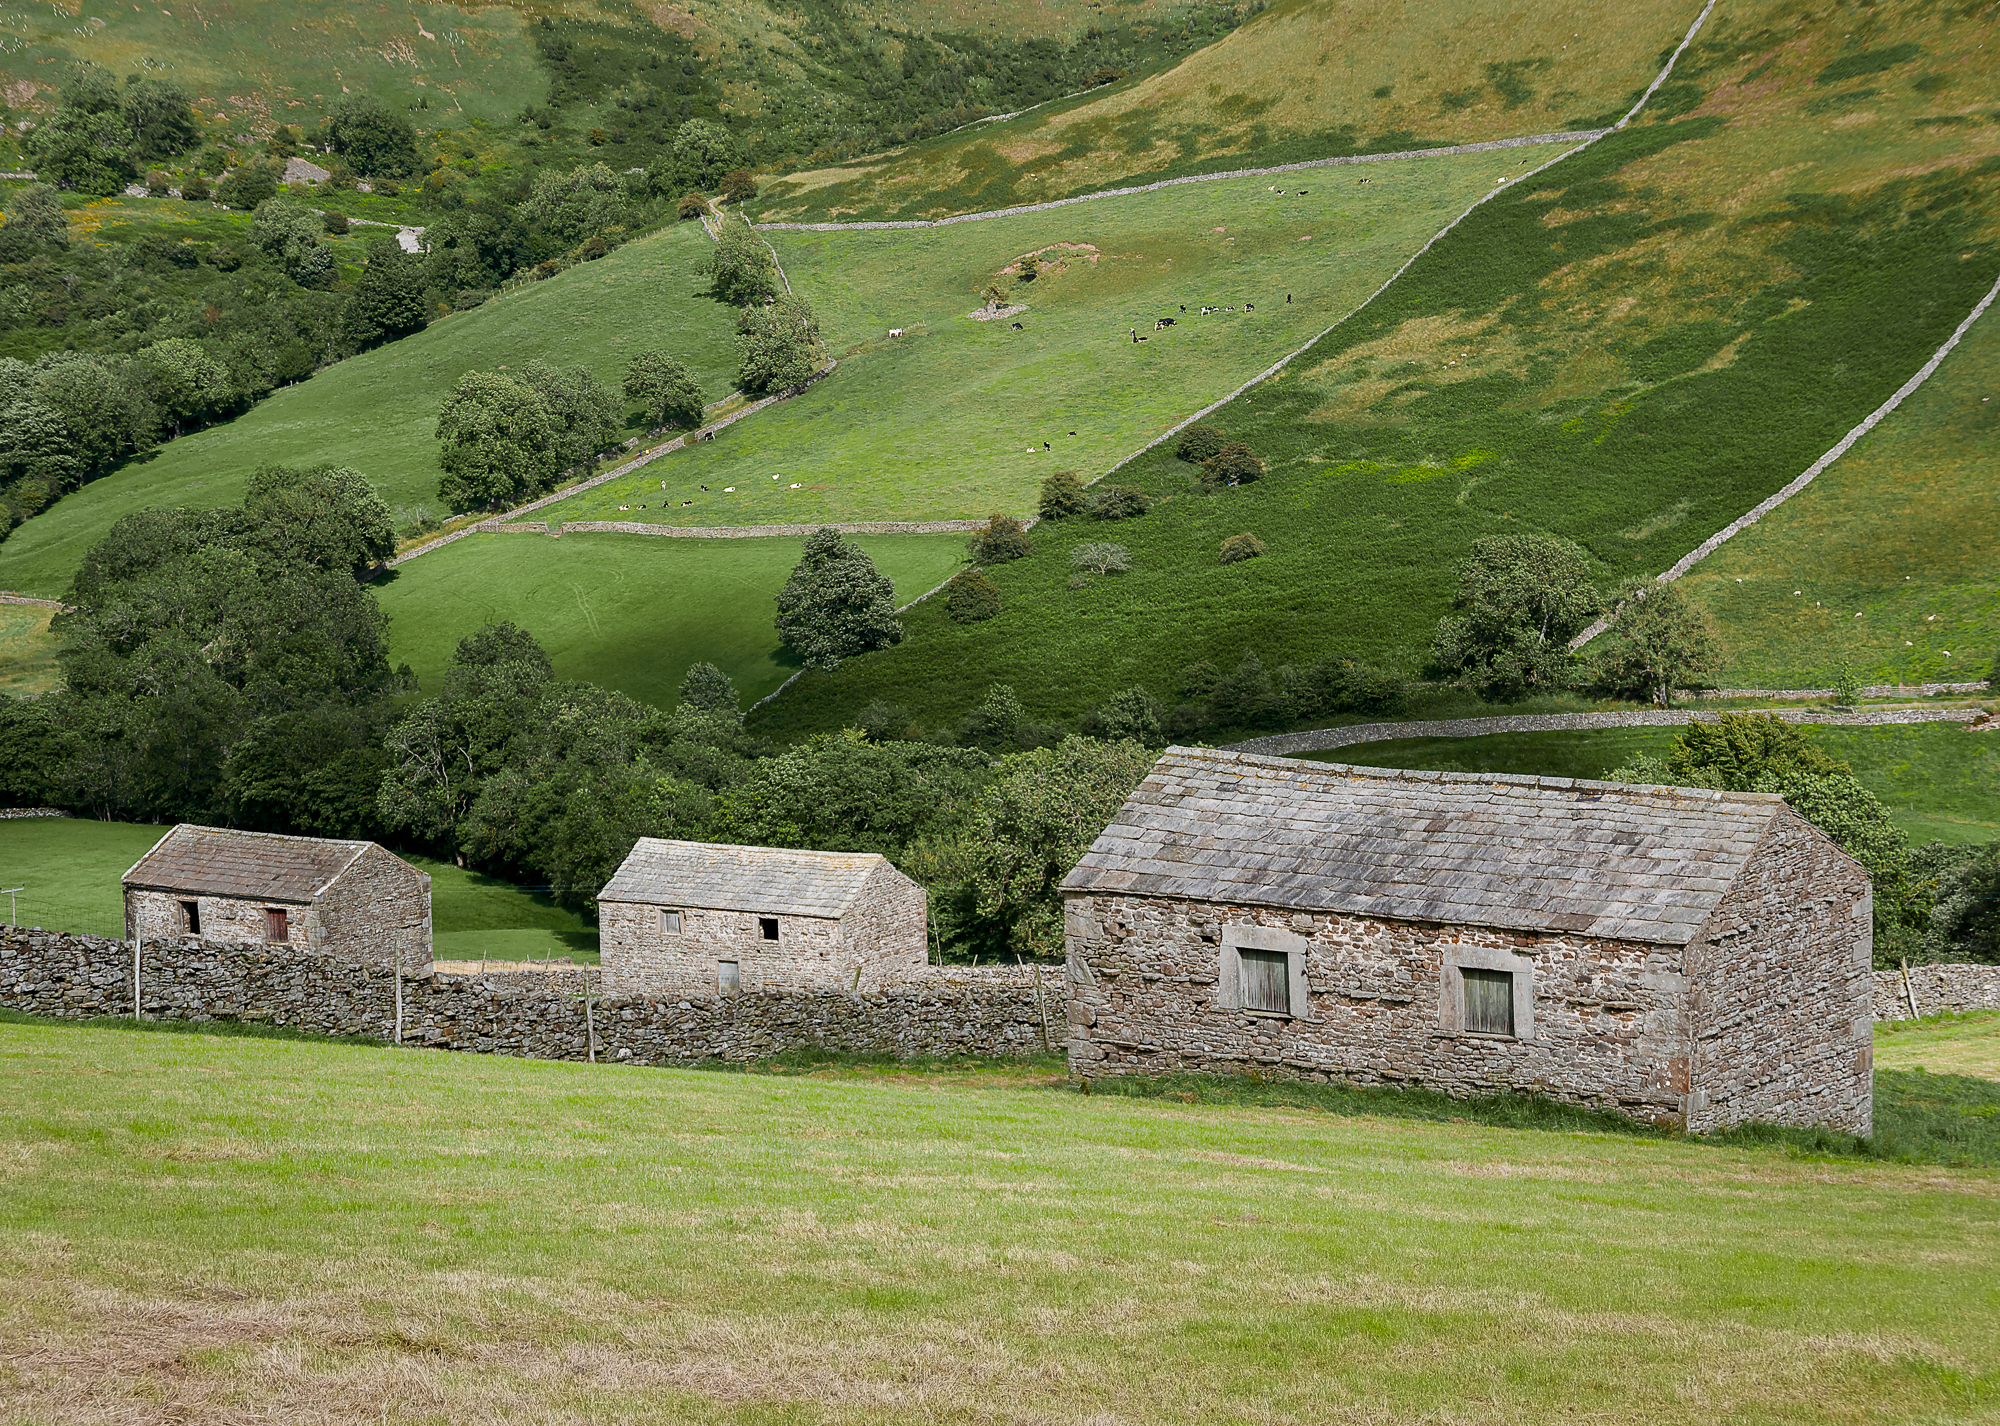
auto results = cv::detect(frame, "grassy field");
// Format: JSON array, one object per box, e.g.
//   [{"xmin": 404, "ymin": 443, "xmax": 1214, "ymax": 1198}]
[
  {"xmin": 0, "ymin": 222, "xmax": 741, "ymax": 600},
  {"xmin": 1876, "ymin": 1012, "xmax": 2000, "ymax": 1081},
  {"xmin": 0, "ymin": 817, "xmax": 594, "ymax": 959},
  {"xmin": 376, "ymin": 530, "xmax": 969, "ymax": 710},
  {"xmin": 543, "ymin": 149, "xmax": 1549, "ymax": 529},
  {"xmin": 1679, "ymin": 300, "xmax": 2000, "ymax": 691},
  {"xmin": 755, "ymin": 0, "xmax": 1700, "ymax": 222},
  {"xmin": 0, "ymin": 605, "xmax": 56, "ymax": 700},
  {"xmin": 755, "ymin": 0, "xmax": 2000, "ymax": 734},
  {"xmin": 0, "ymin": 1018, "xmax": 1997, "ymax": 1423},
  {"xmin": 1300, "ymin": 721, "xmax": 2000, "ymax": 846}
]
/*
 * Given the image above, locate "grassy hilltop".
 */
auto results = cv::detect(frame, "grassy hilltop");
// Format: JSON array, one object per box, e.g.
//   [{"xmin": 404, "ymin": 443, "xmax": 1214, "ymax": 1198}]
[{"xmin": 754, "ymin": 0, "xmax": 2000, "ymax": 735}]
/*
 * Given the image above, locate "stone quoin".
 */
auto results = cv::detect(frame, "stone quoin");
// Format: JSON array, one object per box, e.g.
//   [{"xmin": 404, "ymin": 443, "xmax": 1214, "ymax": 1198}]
[{"xmin": 1060, "ymin": 748, "xmax": 1875, "ymax": 1135}]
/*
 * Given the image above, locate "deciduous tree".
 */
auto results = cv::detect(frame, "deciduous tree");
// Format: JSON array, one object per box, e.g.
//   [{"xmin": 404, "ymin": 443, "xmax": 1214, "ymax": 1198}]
[
  {"xmin": 774, "ymin": 527, "xmax": 903, "ymax": 670},
  {"xmin": 1430, "ymin": 532, "xmax": 1603, "ymax": 701},
  {"xmin": 623, "ymin": 350, "xmax": 705, "ymax": 429},
  {"xmin": 1591, "ymin": 579, "xmax": 1718, "ymax": 707}
]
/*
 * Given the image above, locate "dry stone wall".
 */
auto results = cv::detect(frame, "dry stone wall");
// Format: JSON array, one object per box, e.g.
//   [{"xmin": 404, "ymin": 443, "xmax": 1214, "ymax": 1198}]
[
  {"xmin": 0, "ymin": 927, "xmax": 1059, "ymax": 1064},
  {"xmin": 1873, "ymin": 963, "xmax": 2000, "ymax": 1020}
]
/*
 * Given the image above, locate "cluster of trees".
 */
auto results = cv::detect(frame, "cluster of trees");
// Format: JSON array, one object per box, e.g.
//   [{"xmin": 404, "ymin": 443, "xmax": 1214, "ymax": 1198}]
[
  {"xmin": 1175, "ymin": 422, "xmax": 1266, "ymax": 489},
  {"xmin": 20, "ymin": 63, "xmax": 200, "ymax": 196},
  {"xmin": 1429, "ymin": 532, "xmax": 1718, "ymax": 706},
  {"xmin": 434, "ymin": 362, "xmax": 621, "ymax": 510},
  {"xmin": 1607, "ymin": 715, "xmax": 1998, "ymax": 965},
  {"xmin": 1036, "ymin": 470, "xmax": 1151, "ymax": 522}
]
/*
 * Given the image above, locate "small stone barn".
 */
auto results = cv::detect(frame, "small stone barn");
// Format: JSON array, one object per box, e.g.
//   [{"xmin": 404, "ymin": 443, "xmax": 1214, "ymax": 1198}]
[
  {"xmin": 598, "ymin": 838, "xmax": 928, "ymax": 996},
  {"xmin": 123, "ymin": 825, "xmax": 432, "ymax": 971},
  {"xmin": 1059, "ymin": 748, "xmax": 1875, "ymax": 1135}
]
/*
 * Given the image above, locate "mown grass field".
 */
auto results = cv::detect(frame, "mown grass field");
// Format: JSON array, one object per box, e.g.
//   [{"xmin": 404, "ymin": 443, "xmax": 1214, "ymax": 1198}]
[
  {"xmin": 1679, "ymin": 301, "xmax": 2000, "ymax": 691},
  {"xmin": 0, "ymin": 222, "xmax": 740, "ymax": 600},
  {"xmin": 755, "ymin": 0, "xmax": 1699, "ymax": 222},
  {"xmin": 375, "ymin": 530, "xmax": 968, "ymax": 711},
  {"xmin": 545, "ymin": 149, "xmax": 1547, "ymax": 529},
  {"xmin": 0, "ymin": 605, "xmax": 56, "ymax": 700},
  {"xmin": 1876, "ymin": 1012, "xmax": 2000, "ymax": 1081},
  {"xmin": 756, "ymin": 0, "xmax": 2000, "ymax": 733},
  {"xmin": 1301, "ymin": 721, "xmax": 2000, "ymax": 846},
  {"xmin": 0, "ymin": 817, "xmax": 594, "ymax": 960},
  {"xmin": 0, "ymin": 1017, "xmax": 1996, "ymax": 1423}
]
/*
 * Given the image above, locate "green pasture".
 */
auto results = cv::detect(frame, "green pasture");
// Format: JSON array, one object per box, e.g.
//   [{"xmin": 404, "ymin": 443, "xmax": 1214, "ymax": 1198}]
[
  {"xmin": 376, "ymin": 530, "xmax": 969, "ymax": 710},
  {"xmin": 0, "ymin": 1020, "xmax": 1996, "ymax": 1422},
  {"xmin": 0, "ymin": 606, "xmax": 56, "ymax": 699},
  {"xmin": 757, "ymin": 4, "xmax": 2000, "ymax": 735},
  {"xmin": 0, "ymin": 222, "xmax": 740, "ymax": 599},
  {"xmin": 1877, "ymin": 1012, "xmax": 2000, "ymax": 1081},
  {"xmin": 756, "ymin": 0, "xmax": 1696, "ymax": 223},
  {"xmin": 542, "ymin": 150, "xmax": 1548, "ymax": 529},
  {"xmin": 1300, "ymin": 721, "xmax": 2000, "ymax": 846},
  {"xmin": 0, "ymin": 817, "xmax": 594, "ymax": 959},
  {"xmin": 0, "ymin": 2, "xmax": 544, "ymax": 144},
  {"xmin": 1680, "ymin": 301, "xmax": 2000, "ymax": 691}
]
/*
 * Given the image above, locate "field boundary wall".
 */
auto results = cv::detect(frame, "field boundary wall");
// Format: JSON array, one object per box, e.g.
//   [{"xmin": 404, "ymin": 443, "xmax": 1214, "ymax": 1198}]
[
  {"xmin": 1873, "ymin": 964, "xmax": 2000, "ymax": 1020},
  {"xmin": 1227, "ymin": 704, "xmax": 1978, "ymax": 758},
  {"xmin": 0, "ymin": 928, "xmax": 1058, "ymax": 1065}
]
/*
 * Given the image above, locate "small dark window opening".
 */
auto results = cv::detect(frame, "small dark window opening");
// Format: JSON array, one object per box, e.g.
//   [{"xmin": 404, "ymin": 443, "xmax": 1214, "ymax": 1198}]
[
  {"xmin": 1240, "ymin": 948, "xmax": 1290, "ymax": 1015},
  {"xmin": 1463, "ymin": 968, "xmax": 1515, "ymax": 1035},
  {"xmin": 718, "ymin": 960, "xmax": 740, "ymax": 992},
  {"xmin": 180, "ymin": 900, "xmax": 200, "ymax": 934},
  {"xmin": 758, "ymin": 917, "xmax": 779, "ymax": 941},
  {"xmin": 661, "ymin": 909, "xmax": 682, "ymax": 934},
  {"xmin": 264, "ymin": 908, "xmax": 289, "ymax": 943}
]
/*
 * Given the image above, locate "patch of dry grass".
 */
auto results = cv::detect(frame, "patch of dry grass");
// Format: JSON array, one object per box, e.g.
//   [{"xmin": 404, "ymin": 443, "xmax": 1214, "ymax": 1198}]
[
  {"xmin": 1876, "ymin": 1012, "xmax": 2000, "ymax": 1081},
  {"xmin": 1, "ymin": 1018, "xmax": 1997, "ymax": 1424}
]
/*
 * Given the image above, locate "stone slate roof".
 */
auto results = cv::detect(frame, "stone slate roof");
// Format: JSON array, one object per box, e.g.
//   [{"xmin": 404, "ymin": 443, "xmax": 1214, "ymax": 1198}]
[
  {"xmin": 1060, "ymin": 747, "xmax": 1795, "ymax": 945},
  {"xmin": 123, "ymin": 825, "xmax": 373, "ymax": 904},
  {"xmin": 600, "ymin": 838, "xmax": 892, "ymax": 918}
]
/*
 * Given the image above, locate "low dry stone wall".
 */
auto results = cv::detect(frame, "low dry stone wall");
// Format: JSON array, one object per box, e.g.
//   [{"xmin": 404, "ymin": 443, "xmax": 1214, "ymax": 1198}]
[
  {"xmin": 1231, "ymin": 706, "xmax": 1977, "ymax": 758},
  {"xmin": 0, "ymin": 928, "xmax": 1060, "ymax": 1064},
  {"xmin": 1873, "ymin": 964, "xmax": 2000, "ymax": 1020},
  {"xmin": 549, "ymin": 518, "xmax": 989, "ymax": 538}
]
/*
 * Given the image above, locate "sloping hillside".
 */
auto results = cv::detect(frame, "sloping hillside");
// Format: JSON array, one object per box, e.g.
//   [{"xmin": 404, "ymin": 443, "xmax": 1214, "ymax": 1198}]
[
  {"xmin": 753, "ymin": 0, "xmax": 1704, "ymax": 221},
  {"xmin": 751, "ymin": 0, "xmax": 2000, "ymax": 736}
]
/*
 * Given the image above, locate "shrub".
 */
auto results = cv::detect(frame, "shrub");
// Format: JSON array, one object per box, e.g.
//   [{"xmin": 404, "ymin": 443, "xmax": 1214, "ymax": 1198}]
[
  {"xmin": 967, "ymin": 513, "xmax": 1032, "ymax": 564},
  {"xmin": 1175, "ymin": 422, "xmax": 1226, "ymax": 463},
  {"xmin": 144, "ymin": 169, "xmax": 171, "ymax": 197},
  {"xmin": 1071, "ymin": 542, "xmax": 1131, "ymax": 575},
  {"xmin": 1037, "ymin": 471, "xmax": 1086, "ymax": 520},
  {"xmin": 216, "ymin": 161, "xmax": 279, "ymax": 210},
  {"xmin": 947, "ymin": 569, "xmax": 1003, "ymax": 623},
  {"xmin": 721, "ymin": 168, "xmax": 758, "ymax": 203},
  {"xmin": 1088, "ymin": 485, "xmax": 1149, "ymax": 520},
  {"xmin": 855, "ymin": 699, "xmax": 921, "ymax": 742},
  {"xmin": 1219, "ymin": 533, "xmax": 1265, "ymax": 564},
  {"xmin": 1081, "ymin": 686, "xmax": 1164, "ymax": 744},
  {"xmin": 1201, "ymin": 442, "xmax": 1266, "ymax": 488},
  {"xmin": 581, "ymin": 234, "xmax": 609, "ymax": 260},
  {"xmin": 1829, "ymin": 668, "xmax": 1864, "ymax": 706},
  {"xmin": 323, "ymin": 210, "xmax": 350, "ymax": 235},
  {"xmin": 1175, "ymin": 660, "xmax": 1220, "ymax": 700},
  {"xmin": 678, "ymin": 191, "xmax": 708, "ymax": 220},
  {"xmin": 181, "ymin": 173, "xmax": 210, "ymax": 202}
]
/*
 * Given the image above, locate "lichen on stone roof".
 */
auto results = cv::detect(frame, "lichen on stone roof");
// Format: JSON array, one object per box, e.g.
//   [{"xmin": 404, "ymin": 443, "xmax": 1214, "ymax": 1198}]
[{"xmin": 122, "ymin": 825, "xmax": 374, "ymax": 904}]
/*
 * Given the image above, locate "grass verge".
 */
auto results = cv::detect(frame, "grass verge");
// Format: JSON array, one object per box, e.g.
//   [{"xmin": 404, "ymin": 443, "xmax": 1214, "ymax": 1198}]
[{"xmin": 1875, "ymin": 1011, "xmax": 2000, "ymax": 1081}]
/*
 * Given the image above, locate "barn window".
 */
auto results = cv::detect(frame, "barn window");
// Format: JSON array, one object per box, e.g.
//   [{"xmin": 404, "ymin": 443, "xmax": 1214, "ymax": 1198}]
[
  {"xmin": 758, "ymin": 917, "xmax": 779, "ymax": 941},
  {"xmin": 718, "ymin": 960, "xmax": 740, "ymax": 992},
  {"xmin": 263, "ymin": 908, "xmax": 289, "ymax": 943},
  {"xmin": 660, "ymin": 909, "xmax": 682, "ymax": 934},
  {"xmin": 1462, "ymin": 968, "xmax": 1515, "ymax": 1036},
  {"xmin": 179, "ymin": 900, "xmax": 200, "ymax": 935},
  {"xmin": 1239, "ymin": 949, "xmax": 1291, "ymax": 1015}
]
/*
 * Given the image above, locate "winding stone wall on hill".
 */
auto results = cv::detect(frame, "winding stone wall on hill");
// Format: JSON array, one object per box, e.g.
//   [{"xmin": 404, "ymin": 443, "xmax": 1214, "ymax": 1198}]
[{"xmin": 0, "ymin": 928, "xmax": 1059, "ymax": 1064}]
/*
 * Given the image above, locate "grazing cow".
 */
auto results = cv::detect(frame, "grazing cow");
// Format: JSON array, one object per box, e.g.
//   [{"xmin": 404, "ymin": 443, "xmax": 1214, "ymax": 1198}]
[
  {"xmin": 1044, "ymin": 442, "xmax": 1051, "ymax": 450},
  {"xmin": 888, "ymin": 327, "xmax": 904, "ymax": 337},
  {"xmin": 1011, "ymin": 321, "xmax": 1023, "ymax": 330},
  {"xmin": 1245, "ymin": 303, "xmax": 1254, "ymax": 311},
  {"xmin": 1287, "ymin": 293, "xmax": 1292, "ymax": 303},
  {"xmin": 1179, "ymin": 304, "xmax": 1186, "ymax": 312}
]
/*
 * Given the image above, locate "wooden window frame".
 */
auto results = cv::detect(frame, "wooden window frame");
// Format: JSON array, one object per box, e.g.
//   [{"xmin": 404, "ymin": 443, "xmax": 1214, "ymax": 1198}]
[
  {"xmin": 660, "ymin": 908, "xmax": 683, "ymax": 935},
  {"xmin": 1215, "ymin": 923, "xmax": 1310, "ymax": 1019},
  {"xmin": 263, "ymin": 907, "xmax": 290, "ymax": 944},
  {"xmin": 1439, "ymin": 945, "xmax": 1536, "ymax": 1041}
]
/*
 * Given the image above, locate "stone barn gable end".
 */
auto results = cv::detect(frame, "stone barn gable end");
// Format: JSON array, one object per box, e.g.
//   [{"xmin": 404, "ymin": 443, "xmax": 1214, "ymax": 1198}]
[
  {"xmin": 1059, "ymin": 747, "xmax": 1873, "ymax": 1136},
  {"xmin": 122, "ymin": 824, "xmax": 432, "ymax": 972},
  {"xmin": 598, "ymin": 838, "xmax": 927, "ymax": 996}
]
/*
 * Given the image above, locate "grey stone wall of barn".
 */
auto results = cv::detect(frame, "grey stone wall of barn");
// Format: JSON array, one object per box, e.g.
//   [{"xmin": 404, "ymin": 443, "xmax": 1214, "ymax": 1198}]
[
  {"xmin": 1061, "ymin": 893, "xmax": 1701, "ymax": 1126},
  {"xmin": 599, "ymin": 902, "xmax": 843, "ymax": 996},
  {"xmin": 0, "ymin": 928, "xmax": 1053, "ymax": 1064},
  {"xmin": 315, "ymin": 845, "xmax": 433, "ymax": 973},
  {"xmin": 837, "ymin": 863, "xmax": 931, "ymax": 988},
  {"xmin": 1681, "ymin": 807, "xmax": 1874, "ymax": 1136}
]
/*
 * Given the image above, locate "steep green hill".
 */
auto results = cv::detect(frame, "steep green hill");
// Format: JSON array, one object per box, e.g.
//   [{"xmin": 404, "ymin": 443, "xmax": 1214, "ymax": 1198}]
[
  {"xmin": 0, "ymin": 220, "xmax": 738, "ymax": 599},
  {"xmin": 751, "ymin": 0, "xmax": 2000, "ymax": 737}
]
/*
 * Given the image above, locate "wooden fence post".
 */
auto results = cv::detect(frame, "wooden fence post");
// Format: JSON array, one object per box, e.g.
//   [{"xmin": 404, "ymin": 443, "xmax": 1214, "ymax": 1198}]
[
  {"xmin": 581, "ymin": 966, "xmax": 596, "ymax": 1064},
  {"xmin": 132, "ymin": 936, "xmax": 141, "ymax": 1021}
]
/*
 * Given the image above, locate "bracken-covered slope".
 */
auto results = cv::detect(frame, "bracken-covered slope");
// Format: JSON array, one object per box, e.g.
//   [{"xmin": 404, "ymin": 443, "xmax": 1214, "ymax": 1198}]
[
  {"xmin": 753, "ymin": 0, "xmax": 1706, "ymax": 221},
  {"xmin": 751, "ymin": 0, "xmax": 2000, "ymax": 738}
]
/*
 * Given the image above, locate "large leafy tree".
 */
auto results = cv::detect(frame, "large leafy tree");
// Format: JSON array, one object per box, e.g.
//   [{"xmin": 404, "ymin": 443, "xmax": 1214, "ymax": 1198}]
[
  {"xmin": 243, "ymin": 463, "xmax": 395, "ymax": 575},
  {"xmin": 1430, "ymin": 532, "xmax": 1604, "ymax": 701},
  {"xmin": 735, "ymin": 293, "xmax": 821, "ymax": 394},
  {"xmin": 133, "ymin": 338, "xmax": 236, "ymax": 435},
  {"xmin": 434, "ymin": 369, "xmax": 558, "ymax": 510},
  {"xmin": 323, "ymin": 93, "xmax": 420, "ymax": 177},
  {"xmin": 667, "ymin": 119, "xmax": 744, "ymax": 191},
  {"xmin": 0, "ymin": 185, "xmax": 68, "ymax": 260},
  {"xmin": 519, "ymin": 162, "xmax": 629, "ymax": 248},
  {"xmin": 714, "ymin": 731, "xmax": 987, "ymax": 858},
  {"xmin": 623, "ymin": 350, "xmax": 705, "ymax": 429},
  {"xmin": 774, "ymin": 527, "xmax": 903, "ymax": 670},
  {"xmin": 24, "ymin": 109, "xmax": 135, "ymax": 195},
  {"xmin": 251, "ymin": 200, "xmax": 336, "ymax": 288},
  {"xmin": 699, "ymin": 218, "xmax": 781, "ymax": 305},
  {"xmin": 344, "ymin": 239, "xmax": 429, "ymax": 348},
  {"xmin": 1592, "ymin": 580, "xmax": 1720, "ymax": 707},
  {"xmin": 122, "ymin": 78, "xmax": 200, "ymax": 161},
  {"xmin": 1926, "ymin": 842, "xmax": 2000, "ymax": 965}
]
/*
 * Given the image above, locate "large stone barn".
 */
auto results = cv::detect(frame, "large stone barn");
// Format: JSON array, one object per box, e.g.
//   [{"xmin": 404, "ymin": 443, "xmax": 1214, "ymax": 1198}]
[
  {"xmin": 123, "ymin": 825, "xmax": 432, "ymax": 971},
  {"xmin": 598, "ymin": 838, "xmax": 928, "ymax": 996},
  {"xmin": 1059, "ymin": 748, "xmax": 1874, "ymax": 1135}
]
